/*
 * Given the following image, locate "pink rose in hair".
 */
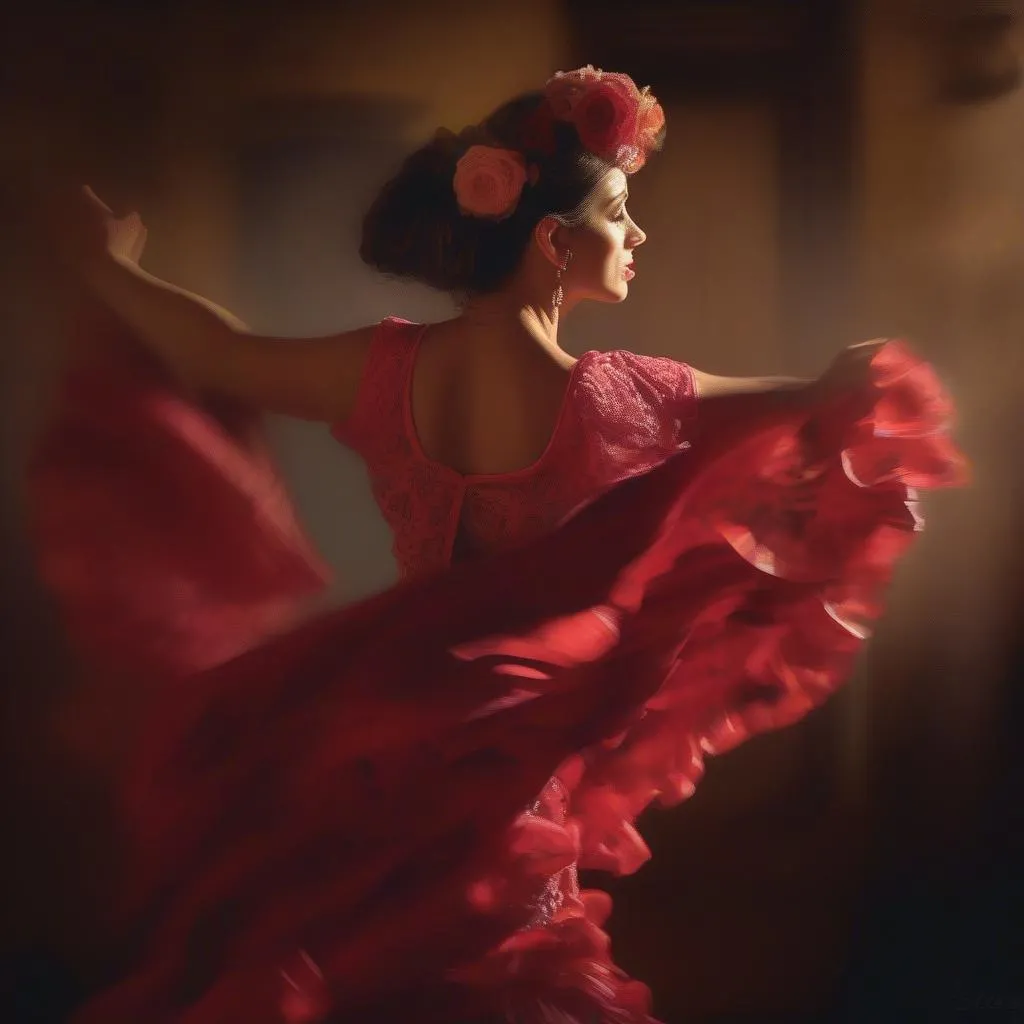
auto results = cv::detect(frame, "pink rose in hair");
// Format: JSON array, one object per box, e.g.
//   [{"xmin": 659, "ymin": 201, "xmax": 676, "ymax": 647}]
[
  {"xmin": 571, "ymin": 77, "xmax": 640, "ymax": 160},
  {"xmin": 617, "ymin": 146, "xmax": 645, "ymax": 176},
  {"xmin": 618, "ymin": 93, "xmax": 666, "ymax": 172},
  {"xmin": 637, "ymin": 92, "xmax": 666, "ymax": 140},
  {"xmin": 545, "ymin": 65, "xmax": 601, "ymax": 118},
  {"xmin": 600, "ymin": 71, "xmax": 643, "ymax": 99},
  {"xmin": 543, "ymin": 67, "xmax": 664, "ymax": 174},
  {"xmin": 453, "ymin": 145, "xmax": 528, "ymax": 220}
]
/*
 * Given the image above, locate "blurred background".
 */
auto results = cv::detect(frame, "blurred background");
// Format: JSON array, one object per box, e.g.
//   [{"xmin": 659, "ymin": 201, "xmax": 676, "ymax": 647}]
[{"xmin": 1, "ymin": 0, "xmax": 1022, "ymax": 1020}]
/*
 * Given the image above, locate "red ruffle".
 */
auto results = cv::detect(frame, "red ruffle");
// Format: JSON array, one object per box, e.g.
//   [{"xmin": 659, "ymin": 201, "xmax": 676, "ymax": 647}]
[
  {"xmin": 52, "ymin": 337, "xmax": 965, "ymax": 1023},
  {"xmin": 28, "ymin": 328, "xmax": 329, "ymax": 680}
]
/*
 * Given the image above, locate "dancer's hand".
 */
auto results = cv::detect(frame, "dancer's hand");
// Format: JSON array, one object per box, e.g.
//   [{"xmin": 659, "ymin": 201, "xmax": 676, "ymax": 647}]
[
  {"xmin": 38, "ymin": 183, "xmax": 117, "ymax": 274},
  {"xmin": 814, "ymin": 339, "xmax": 888, "ymax": 400}
]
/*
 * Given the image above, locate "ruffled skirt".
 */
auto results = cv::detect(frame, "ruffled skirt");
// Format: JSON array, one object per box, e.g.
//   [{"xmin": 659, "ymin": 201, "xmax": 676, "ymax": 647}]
[{"xmin": 28, "ymin": 317, "xmax": 965, "ymax": 1023}]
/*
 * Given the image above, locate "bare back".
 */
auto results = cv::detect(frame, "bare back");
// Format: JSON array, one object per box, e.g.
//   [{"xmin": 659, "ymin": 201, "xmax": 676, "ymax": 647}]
[{"xmin": 407, "ymin": 320, "xmax": 577, "ymax": 479}]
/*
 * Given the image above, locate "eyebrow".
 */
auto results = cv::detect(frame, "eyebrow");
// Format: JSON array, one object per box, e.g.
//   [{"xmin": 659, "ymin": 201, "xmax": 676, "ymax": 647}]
[{"xmin": 608, "ymin": 190, "xmax": 628, "ymax": 207}]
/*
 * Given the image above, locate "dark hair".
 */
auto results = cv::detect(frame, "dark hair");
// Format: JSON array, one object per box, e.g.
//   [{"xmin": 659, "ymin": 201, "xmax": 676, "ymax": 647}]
[{"xmin": 359, "ymin": 92, "xmax": 615, "ymax": 295}]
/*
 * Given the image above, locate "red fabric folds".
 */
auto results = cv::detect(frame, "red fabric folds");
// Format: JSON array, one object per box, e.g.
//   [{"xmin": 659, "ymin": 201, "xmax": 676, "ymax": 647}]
[
  {"xmin": 28, "ymin": 325, "xmax": 329, "ymax": 680},
  {"xmin": 34, "ymin": 334, "xmax": 966, "ymax": 1024}
]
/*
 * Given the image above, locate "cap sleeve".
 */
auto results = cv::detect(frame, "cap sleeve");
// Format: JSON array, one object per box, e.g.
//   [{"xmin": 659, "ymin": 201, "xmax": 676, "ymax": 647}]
[
  {"xmin": 580, "ymin": 350, "xmax": 698, "ymax": 457},
  {"xmin": 331, "ymin": 317, "xmax": 415, "ymax": 453}
]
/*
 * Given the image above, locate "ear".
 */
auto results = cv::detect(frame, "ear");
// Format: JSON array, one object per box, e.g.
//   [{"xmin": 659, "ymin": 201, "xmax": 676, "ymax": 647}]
[{"xmin": 533, "ymin": 215, "xmax": 568, "ymax": 269}]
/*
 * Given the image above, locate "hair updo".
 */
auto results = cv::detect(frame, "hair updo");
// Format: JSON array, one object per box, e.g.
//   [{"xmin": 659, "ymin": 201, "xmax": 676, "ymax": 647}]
[{"xmin": 359, "ymin": 92, "xmax": 617, "ymax": 295}]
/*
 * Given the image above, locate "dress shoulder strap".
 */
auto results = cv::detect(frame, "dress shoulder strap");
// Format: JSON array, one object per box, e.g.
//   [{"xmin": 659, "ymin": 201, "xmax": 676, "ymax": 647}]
[{"xmin": 331, "ymin": 317, "xmax": 424, "ymax": 453}]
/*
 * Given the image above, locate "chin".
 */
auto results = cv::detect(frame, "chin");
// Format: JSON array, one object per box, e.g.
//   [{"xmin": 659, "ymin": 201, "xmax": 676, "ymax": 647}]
[
  {"xmin": 596, "ymin": 281, "xmax": 629, "ymax": 303},
  {"xmin": 580, "ymin": 283, "xmax": 629, "ymax": 306}
]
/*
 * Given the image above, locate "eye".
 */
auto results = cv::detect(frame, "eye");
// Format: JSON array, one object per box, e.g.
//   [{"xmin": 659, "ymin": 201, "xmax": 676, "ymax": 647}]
[{"xmin": 612, "ymin": 206, "xmax": 628, "ymax": 222}]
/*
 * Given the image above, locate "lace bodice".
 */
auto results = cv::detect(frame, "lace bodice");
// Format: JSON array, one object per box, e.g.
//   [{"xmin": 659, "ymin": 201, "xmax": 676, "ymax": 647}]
[{"xmin": 334, "ymin": 317, "xmax": 698, "ymax": 579}]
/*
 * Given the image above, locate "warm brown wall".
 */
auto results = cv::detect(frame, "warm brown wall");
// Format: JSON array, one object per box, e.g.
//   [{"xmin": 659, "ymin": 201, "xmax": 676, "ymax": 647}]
[{"xmin": 2, "ymin": 1, "xmax": 1020, "ymax": 1019}]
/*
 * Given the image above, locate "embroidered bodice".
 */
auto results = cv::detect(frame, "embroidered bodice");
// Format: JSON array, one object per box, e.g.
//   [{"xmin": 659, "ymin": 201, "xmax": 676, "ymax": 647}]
[{"xmin": 333, "ymin": 317, "xmax": 698, "ymax": 580}]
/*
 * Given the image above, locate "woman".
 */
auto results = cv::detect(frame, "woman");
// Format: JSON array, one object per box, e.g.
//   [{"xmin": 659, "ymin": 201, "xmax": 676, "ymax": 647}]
[{"xmin": 30, "ymin": 67, "xmax": 965, "ymax": 1022}]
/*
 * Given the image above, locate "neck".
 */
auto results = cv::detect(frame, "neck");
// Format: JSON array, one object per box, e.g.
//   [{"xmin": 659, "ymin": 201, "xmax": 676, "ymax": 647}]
[{"xmin": 457, "ymin": 289, "xmax": 565, "ymax": 361}]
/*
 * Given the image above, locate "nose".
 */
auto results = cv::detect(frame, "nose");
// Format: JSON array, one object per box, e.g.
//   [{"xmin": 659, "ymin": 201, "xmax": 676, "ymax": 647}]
[{"xmin": 629, "ymin": 222, "xmax": 647, "ymax": 249}]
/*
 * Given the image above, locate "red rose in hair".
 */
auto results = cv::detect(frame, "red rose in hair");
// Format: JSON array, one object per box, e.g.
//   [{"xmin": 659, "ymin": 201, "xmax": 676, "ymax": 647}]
[
  {"xmin": 542, "ymin": 67, "xmax": 665, "ymax": 172},
  {"xmin": 617, "ymin": 95, "xmax": 666, "ymax": 173},
  {"xmin": 545, "ymin": 65, "xmax": 601, "ymax": 118},
  {"xmin": 571, "ymin": 77, "xmax": 639, "ymax": 160}
]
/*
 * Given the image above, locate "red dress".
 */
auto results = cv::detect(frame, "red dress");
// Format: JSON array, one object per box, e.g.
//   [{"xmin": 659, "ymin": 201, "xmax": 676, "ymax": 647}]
[
  {"xmin": 28, "ymin": 262, "xmax": 967, "ymax": 1023},
  {"xmin": 334, "ymin": 316, "xmax": 698, "ymax": 578}
]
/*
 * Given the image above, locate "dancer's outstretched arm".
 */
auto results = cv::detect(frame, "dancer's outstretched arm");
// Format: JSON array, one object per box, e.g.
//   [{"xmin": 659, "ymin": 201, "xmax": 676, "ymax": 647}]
[
  {"xmin": 83, "ymin": 250, "xmax": 376, "ymax": 422},
  {"xmin": 687, "ymin": 338, "xmax": 886, "ymax": 438},
  {"xmin": 50, "ymin": 187, "xmax": 375, "ymax": 422}
]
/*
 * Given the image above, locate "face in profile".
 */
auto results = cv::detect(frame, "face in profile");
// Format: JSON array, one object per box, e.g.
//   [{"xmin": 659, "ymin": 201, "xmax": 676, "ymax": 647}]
[{"xmin": 562, "ymin": 169, "xmax": 647, "ymax": 308}]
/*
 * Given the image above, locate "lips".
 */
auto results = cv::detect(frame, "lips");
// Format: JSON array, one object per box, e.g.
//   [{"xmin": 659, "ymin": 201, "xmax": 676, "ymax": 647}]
[{"xmin": 623, "ymin": 262, "xmax": 635, "ymax": 281}]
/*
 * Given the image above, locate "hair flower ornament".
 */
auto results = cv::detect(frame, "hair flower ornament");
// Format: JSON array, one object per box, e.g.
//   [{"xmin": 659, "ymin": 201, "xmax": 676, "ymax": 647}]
[
  {"xmin": 451, "ymin": 66, "xmax": 665, "ymax": 220},
  {"xmin": 453, "ymin": 145, "xmax": 529, "ymax": 221},
  {"xmin": 544, "ymin": 66, "xmax": 665, "ymax": 173}
]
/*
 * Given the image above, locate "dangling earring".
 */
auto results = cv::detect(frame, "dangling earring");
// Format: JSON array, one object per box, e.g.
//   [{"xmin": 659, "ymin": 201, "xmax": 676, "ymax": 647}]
[{"xmin": 553, "ymin": 249, "xmax": 573, "ymax": 309}]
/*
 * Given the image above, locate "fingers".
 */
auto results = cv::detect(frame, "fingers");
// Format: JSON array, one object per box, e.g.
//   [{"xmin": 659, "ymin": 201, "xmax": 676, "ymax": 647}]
[
  {"xmin": 109, "ymin": 212, "xmax": 148, "ymax": 264},
  {"xmin": 82, "ymin": 185, "xmax": 115, "ymax": 219},
  {"xmin": 841, "ymin": 339, "xmax": 887, "ymax": 361}
]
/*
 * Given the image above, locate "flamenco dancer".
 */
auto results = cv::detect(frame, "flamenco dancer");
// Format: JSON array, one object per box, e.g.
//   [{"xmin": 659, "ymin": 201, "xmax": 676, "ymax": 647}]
[{"xmin": 28, "ymin": 67, "xmax": 966, "ymax": 1022}]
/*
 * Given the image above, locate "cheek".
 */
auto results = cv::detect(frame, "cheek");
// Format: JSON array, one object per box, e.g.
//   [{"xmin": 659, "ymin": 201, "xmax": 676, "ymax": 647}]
[
  {"xmin": 591, "ymin": 228, "xmax": 622, "ymax": 267},
  {"xmin": 572, "ymin": 227, "xmax": 622, "ymax": 289},
  {"xmin": 601, "ymin": 231, "xmax": 626, "ymax": 277}
]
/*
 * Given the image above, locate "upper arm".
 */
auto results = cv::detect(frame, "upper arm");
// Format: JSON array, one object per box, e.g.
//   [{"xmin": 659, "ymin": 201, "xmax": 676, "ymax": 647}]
[
  {"xmin": 689, "ymin": 368, "xmax": 808, "ymax": 400},
  {"xmin": 91, "ymin": 252, "xmax": 379, "ymax": 423},
  {"xmin": 688, "ymin": 368, "xmax": 813, "ymax": 439},
  {"xmin": 204, "ymin": 324, "xmax": 378, "ymax": 423}
]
